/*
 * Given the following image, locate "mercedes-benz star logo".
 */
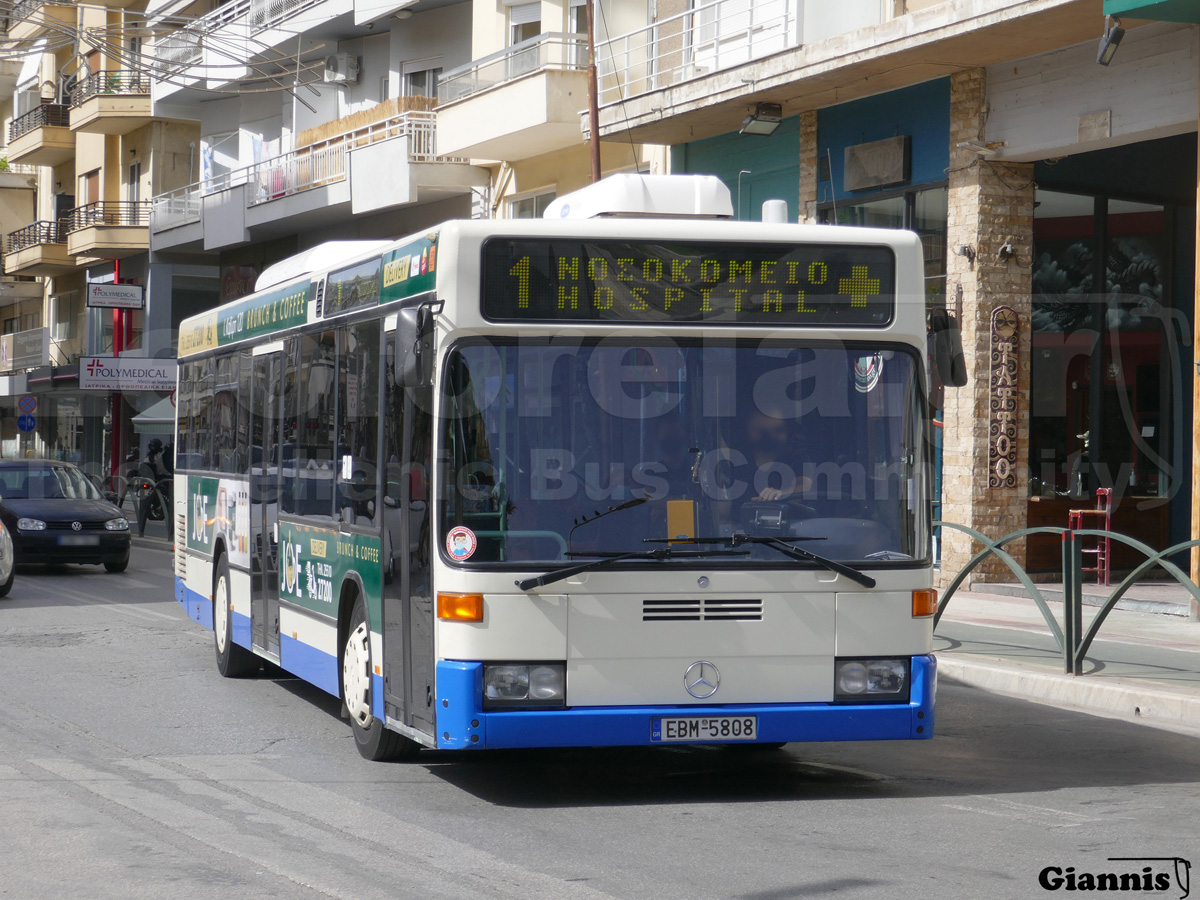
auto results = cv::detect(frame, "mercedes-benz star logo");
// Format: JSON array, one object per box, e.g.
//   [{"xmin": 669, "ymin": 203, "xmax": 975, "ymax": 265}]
[
  {"xmin": 684, "ymin": 660, "xmax": 720, "ymax": 699},
  {"xmin": 71, "ymin": 521, "xmax": 82, "ymax": 532}
]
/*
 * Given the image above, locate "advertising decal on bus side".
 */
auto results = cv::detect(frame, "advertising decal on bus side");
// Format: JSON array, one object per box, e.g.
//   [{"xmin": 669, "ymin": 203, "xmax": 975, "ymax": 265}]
[{"xmin": 277, "ymin": 520, "xmax": 383, "ymax": 619}]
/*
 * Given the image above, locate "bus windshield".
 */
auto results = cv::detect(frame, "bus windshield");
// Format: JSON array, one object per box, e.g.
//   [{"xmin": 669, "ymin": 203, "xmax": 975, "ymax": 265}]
[{"xmin": 438, "ymin": 339, "xmax": 928, "ymax": 567}]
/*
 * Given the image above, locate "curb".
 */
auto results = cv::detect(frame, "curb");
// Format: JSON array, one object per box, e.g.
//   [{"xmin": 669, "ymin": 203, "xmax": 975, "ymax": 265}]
[
  {"xmin": 967, "ymin": 584, "xmax": 1191, "ymax": 618},
  {"xmin": 938, "ymin": 654, "xmax": 1200, "ymax": 736}
]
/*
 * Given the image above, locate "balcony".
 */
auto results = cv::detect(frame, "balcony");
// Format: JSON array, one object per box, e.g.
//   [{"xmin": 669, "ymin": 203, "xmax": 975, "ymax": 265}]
[
  {"xmin": 6, "ymin": 0, "xmax": 74, "ymax": 42},
  {"xmin": 3, "ymin": 221, "xmax": 76, "ymax": 276},
  {"xmin": 436, "ymin": 33, "xmax": 589, "ymax": 161},
  {"xmin": 6, "ymin": 103, "xmax": 74, "ymax": 167},
  {"xmin": 70, "ymin": 71, "xmax": 153, "ymax": 135},
  {"xmin": 151, "ymin": 109, "xmax": 484, "ymax": 250},
  {"xmin": 64, "ymin": 201, "xmax": 150, "ymax": 258}
]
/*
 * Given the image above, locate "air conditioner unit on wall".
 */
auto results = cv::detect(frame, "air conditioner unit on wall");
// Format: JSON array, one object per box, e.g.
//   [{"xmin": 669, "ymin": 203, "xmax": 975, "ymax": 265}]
[{"xmin": 324, "ymin": 53, "xmax": 360, "ymax": 84}]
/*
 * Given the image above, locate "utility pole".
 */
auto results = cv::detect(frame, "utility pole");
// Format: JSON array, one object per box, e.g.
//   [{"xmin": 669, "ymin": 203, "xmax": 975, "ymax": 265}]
[{"xmin": 586, "ymin": 0, "xmax": 601, "ymax": 183}]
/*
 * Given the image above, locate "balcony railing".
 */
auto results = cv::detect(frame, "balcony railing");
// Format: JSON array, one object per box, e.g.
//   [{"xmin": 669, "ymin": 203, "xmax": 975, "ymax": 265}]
[
  {"xmin": 70, "ymin": 71, "xmax": 153, "ymax": 107},
  {"xmin": 10, "ymin": 0, "xmax": 39, "ymax": 23},
  {"xmin": 249, "ymin": 0, "xmax": 322, "ymax": 30},
  {"xmin": 151, "ymin": 110, "xmax": 462, "ymax": 229},
  {"xmin": 63, "ymin": 201, "xmax": 151, "ymax": 233},
  {"xmin": 154, "ymin": 26, "xmax": 204, "ymax": 69},
  {"xmin": 438, "ymin": 33, "xmax": 586, "ymax": 105},
  {"xmin": 8, "ymin": 102, "xmax": 70, "ymax": 142},
  {"xmin": 151, "ymin": 184, "xmax": 202, "ymax": 231},
  {"xmin": 596, "ymin": 0, "xmax": 796, "ymax": 105},
  {"xmin": 4, "ymin": 220, "xmax": 66, "ymax": 255}
]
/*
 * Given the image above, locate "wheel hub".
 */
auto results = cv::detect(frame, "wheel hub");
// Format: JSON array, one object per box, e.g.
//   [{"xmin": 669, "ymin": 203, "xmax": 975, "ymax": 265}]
[
  {"xmin": 343, "ymin": 621, "xmax": 372, "ymax": 728},
  {"xmin": 214, "ymin": 576, "xmax": 228, "ymax": 652}
]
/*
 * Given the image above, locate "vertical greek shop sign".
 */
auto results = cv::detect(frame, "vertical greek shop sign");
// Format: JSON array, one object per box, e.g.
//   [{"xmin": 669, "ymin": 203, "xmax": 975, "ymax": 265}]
[
  {"xmin": 278, "ymin": 521, "xmax": 382, "ymax": 618},
  {"xmin": 988, "ymin": 306, "xmax": 1019, "ymax": 489},
  {"xmin": 178, "ymin": 279, "xmax": 311, "ymax": 356}
]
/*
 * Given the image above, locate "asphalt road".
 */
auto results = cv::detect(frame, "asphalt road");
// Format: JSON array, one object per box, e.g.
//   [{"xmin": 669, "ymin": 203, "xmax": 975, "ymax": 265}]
[{"xmin": 1, "ymin": 547, "xmax": 1198, "ymax": 900}]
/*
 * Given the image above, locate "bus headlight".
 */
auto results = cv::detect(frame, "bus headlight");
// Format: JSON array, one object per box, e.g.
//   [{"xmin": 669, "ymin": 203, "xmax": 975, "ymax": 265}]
[
  {"xmin": 834, "ymin": 658, "xmax": 909, "ymax": 702},
  {"xmin": 483, "ymin": 663, "xmax": 566, "ymax": 708}
]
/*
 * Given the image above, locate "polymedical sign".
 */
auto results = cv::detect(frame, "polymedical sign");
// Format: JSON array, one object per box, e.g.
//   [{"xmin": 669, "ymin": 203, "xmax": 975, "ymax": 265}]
[
  {"xmin": 87, "ymin": 283, "xmax": 145, "ymax": 310},
  {"xmin": 79, "ymin": 357, "xmax": 177, "ymax": 391}
]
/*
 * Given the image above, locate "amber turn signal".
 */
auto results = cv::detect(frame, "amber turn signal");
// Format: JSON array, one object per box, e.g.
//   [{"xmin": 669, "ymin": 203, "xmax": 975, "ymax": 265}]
[
  {"xmin": 437, "ymin": 592, "xmax": 484, "ymax": 622},
  {"xmin": 912, "ymin": 589, "xmax": 938, "ymax": 618}
]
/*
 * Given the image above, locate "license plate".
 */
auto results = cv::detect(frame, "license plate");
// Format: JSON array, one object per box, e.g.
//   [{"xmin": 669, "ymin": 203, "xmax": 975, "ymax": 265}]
[
  {"xmin": 58, "ymin": 535, "xmax": 100, "ymax": 546},
  {"xmin": 651, "ymin": 715, "xmax": 758, "ymax": 742}
]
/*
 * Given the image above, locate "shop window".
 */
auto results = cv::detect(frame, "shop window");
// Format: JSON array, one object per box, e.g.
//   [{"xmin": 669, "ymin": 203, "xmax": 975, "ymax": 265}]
[{"xmin": 1029, "ymin": 189, "xmax": 1171, "ymax": 502}]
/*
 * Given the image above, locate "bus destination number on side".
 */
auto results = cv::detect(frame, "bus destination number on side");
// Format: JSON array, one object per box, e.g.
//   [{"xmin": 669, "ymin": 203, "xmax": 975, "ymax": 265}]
[{"xmin": 651, "ymin": 716, "xmax": 758, "ymax": 742}]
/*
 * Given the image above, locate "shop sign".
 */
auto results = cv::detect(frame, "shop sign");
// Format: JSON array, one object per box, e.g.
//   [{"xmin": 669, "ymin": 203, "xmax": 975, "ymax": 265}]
[
  {"xmin": 989, "ymin": 306, "xmax": 1020, "ymax": 489},
  {"xmin": 79, "ymin": 356, "xmax": 178, "ymax": 391},
  {"xmin": 12, "ymin": 329, "xmax": 47, "ymax": 370},
  {"xmin": 86, "ymin": 283, "xmax": 145, "ymax": 310}
]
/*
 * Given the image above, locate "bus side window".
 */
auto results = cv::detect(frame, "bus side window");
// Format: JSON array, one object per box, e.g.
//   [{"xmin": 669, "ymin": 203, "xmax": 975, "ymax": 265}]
[{"xmin": 336, "ymin": 321, "xmax": 382, "ymax": 527}]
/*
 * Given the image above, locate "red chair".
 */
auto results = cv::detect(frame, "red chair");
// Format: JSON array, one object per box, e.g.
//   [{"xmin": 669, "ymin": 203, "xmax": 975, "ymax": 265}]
[{"xmin": 1068, "ymin": 488, "xmax": 1113, "ymax": 586}]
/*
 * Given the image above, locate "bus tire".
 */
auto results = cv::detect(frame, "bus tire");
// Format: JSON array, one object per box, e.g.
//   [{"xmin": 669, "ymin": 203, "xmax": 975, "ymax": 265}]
[
  {"xmin": 343, "ymin": 597, "xmax": 420, "ymax": 762},
  {"xmin": 214, "ymin": 554, "xmax": 256, "ymax": 677}
]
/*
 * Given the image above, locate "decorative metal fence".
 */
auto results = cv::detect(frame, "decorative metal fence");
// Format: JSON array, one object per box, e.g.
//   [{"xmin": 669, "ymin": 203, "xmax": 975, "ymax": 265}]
[{"xmin": 935, "ymin": 521, "xmax": 1200, "ymax": 675}]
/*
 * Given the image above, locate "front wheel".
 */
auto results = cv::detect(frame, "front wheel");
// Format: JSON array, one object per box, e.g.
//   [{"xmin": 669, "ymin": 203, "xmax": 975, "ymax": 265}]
[
  {"xmin": 343, "ymin": 597, "xmax": 420, "ymax": 761},
  {"xmin": 104, "ymin": 556, "xmax": 129, "ymax": 573},
  {"xmin": 214, "ymin": 555, "xmax": 256, "ymax": 677}
]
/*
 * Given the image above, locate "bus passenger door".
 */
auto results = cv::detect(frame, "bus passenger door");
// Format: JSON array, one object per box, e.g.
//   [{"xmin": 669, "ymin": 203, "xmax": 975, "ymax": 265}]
[
  {"xmin": 251, "ymin": 350, "xmax": 283, "ymax": 657},
  {"xmin": 382, "ymin": 380, "xmax": 435, "ymax": 738}
]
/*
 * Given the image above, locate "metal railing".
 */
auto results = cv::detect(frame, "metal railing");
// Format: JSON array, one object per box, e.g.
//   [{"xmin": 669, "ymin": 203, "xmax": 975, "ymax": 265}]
[
  {"xmin": 8, "ymin": 102, "xmax": 70, "ymax": 142},
  {"xmin": 151, "ymin": 110, "xmax": 461, "ymax": 228},
  {"xmin": 151, "ymin": 184, "xmax": 203, "ymax": 231},
  {"xmin": 63, "ymin": 201, "xmax": 151, "ymax": 233},
  {"xmin": 154, "ymin": 25, "xmax": 204, "ymax": 68},
  {"xmin": 935, "ymin": 521, "xmax": 1200, "ymax": 675},
  {"xmin": 10, "ymin": 0, "xmax": 39, "ymax": 23},
  {"xmin": 438, "ymin": 33, "xmax": 586, "ymax": 104},
  {"xmin": 0, "ymin": 162, "xmax": 39, "ymax": 176},
  {"xmin": 595, "ymin": 0, "xmax": 796, "ymax": 105},
  {"xmin": 70, "ymin": 71, "xmax": 153, "ymax": 107},
  {"xmin": 4, "ymin": 220, "xmax": 66, "ymax": 254},
  {"xmin": 249, "ymin": 0, "xmax": 321, "ymax": 30}
]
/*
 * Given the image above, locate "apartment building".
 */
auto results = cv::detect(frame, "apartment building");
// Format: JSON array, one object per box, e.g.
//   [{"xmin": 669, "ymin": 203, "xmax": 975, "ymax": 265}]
[
  {"xmin": 574, "ymin": 0, "xmax": 1200, "ymax": 585},
  {"xmin": 3, "ymin": 0, "xmax": 200, "ymax": 478},
  {"xmin": 146, "ymin": 0, "xmax": 488, "ymax": 304}
]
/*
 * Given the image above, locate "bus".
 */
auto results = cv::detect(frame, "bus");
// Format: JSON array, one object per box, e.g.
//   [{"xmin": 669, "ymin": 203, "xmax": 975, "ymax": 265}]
[{"xmin": 173, "ymin": 174, "xmax": 955, "ymax": 760}]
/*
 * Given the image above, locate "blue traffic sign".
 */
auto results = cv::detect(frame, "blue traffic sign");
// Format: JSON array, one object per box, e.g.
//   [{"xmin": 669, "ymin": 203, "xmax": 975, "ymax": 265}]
[{"xmin": 16, "ymin": 414, "xmax": 34, "ymax": 433}]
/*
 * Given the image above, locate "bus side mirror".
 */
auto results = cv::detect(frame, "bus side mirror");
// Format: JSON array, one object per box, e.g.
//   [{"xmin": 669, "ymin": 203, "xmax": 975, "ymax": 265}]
[
  {"xmin": 929, "ymin": 308, "xmax": 968, "ymax": 387},
  {"xmin": 395, "ymin": 306, "xmax": 431, "ymax": 387}
]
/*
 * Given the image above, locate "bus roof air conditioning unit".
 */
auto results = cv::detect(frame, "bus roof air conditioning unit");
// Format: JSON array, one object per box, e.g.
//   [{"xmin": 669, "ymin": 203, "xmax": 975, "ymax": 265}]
[
  {"xmin": 843, "ymin": 135, "xmax": 911, "ymax": 193},
  {"xmin": 324, "ymin": 53, "xmax": 360, "ymax": 84},
  {"xmin": 544, "ymin": 174, "xmax": 734, "ymax": 219}
]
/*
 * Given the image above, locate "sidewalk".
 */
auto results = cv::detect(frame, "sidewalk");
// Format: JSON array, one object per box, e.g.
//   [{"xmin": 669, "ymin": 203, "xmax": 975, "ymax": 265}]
[{"xmin": 935, "ymin": 589, "xmax": 1200, "ymax": 736}]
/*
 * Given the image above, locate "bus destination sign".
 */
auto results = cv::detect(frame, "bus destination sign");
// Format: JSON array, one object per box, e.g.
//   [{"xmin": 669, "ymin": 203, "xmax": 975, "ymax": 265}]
[{"xmin": 482, "ymin": 239, "xmax": 895, "ymax": 326}]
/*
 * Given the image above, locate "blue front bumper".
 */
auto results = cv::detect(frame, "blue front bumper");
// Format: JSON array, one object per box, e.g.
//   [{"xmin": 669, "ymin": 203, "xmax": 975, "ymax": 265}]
[{"xmin": 434, "ymin": 655, "xmax": 936, "ymax": 750}]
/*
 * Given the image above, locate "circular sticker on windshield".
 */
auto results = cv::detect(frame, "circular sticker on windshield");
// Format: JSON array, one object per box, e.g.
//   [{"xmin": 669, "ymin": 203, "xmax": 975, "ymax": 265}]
[
  {"xmin": 446, "ymin": 526, "xmax": 478, "ymax": 561},
  {"xmin": 854, "ymin": 354, "xmax": 884, "ymax": 393}
]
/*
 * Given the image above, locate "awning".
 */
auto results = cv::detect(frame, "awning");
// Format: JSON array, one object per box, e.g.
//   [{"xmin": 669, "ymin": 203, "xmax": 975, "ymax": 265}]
[{"xmin": 131, "ymin": 395, "xmax": 176, "ymax": 434}]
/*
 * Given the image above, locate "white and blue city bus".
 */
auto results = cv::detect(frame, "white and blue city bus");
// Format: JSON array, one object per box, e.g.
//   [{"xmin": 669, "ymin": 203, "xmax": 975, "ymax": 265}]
[{"xmin": 173, "ymin": 174, "xmax": 947, "ymax": 760}]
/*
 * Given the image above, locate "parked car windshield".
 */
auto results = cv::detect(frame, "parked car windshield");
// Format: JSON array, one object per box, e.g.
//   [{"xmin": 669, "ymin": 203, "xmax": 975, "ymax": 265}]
[{"xmin": 0, "ymin": 464, "xmax": 104, "ymax": 501}]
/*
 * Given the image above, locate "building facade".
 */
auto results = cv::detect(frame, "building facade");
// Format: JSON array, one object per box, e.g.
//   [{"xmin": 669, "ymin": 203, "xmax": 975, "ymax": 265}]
[{"xmin": 591, "ymin": 0, "xmax": 1199, "ymax": 592}]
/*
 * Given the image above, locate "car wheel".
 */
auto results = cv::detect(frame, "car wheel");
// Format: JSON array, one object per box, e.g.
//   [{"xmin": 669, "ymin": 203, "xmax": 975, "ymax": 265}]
[
  {"xmin": 0, "ymin": 526, "xmax": 13, "ymax": 598},
  {"xmin": 343, "ymin": 596, "xmax": 420, "ymax": 761},
  {"xmin": 214, "ymin": 554, "xmax": 256, "ymax": 677},
  {"xmin": 104, "ymin": 557, "xmax": 129, "ymax": 573},
  {"xmin": 0, "ymin": 562, "xmax": 12, "ymax": 598}
]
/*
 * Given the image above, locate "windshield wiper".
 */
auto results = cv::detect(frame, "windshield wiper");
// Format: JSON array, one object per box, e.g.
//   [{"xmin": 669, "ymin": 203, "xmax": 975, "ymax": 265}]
[
  {"xmin": 516, "ymin": 547, "xmax": 751, "ymax": 592},
  {"xmin": 645, "ymin": 534, "xmax": 876, "ymax": 589}
]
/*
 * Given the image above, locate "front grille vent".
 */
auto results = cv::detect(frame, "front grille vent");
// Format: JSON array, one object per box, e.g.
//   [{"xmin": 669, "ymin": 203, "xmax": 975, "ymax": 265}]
[
  {"xmin": 175, "ymin": 514, "xmax": 187, "ymax": 578},
  {"xmin": 642, "ymin": 598, "xmax": 763, "ymax": 622}
]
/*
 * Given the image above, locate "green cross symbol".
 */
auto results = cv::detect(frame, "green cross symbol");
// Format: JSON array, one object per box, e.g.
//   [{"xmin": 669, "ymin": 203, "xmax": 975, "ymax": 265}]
[{"xmin": 838, "ymin": 266, "xmax": 881, "ymax": 308}]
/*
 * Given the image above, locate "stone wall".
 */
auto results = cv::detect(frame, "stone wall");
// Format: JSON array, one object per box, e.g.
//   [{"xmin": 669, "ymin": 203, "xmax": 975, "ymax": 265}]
[{"xmin": 938, "ymin": 68, "xmax": 1036, "ymax": 588}]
